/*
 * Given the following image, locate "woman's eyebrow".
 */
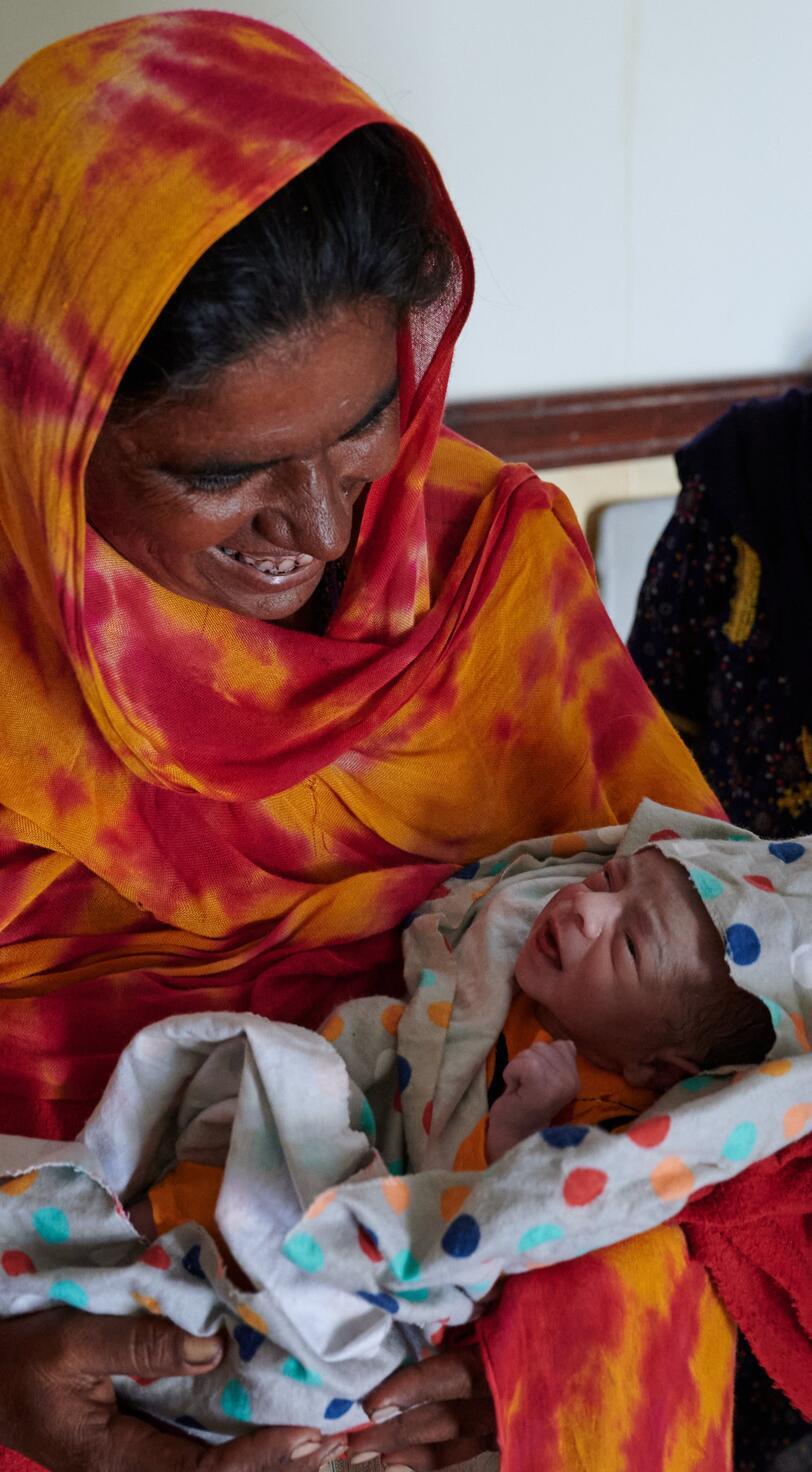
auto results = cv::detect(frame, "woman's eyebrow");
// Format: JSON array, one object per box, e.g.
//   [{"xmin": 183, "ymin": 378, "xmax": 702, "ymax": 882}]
[{"xmin": 160, "ymin": 379, "xmax": 399, "ymax": 479}]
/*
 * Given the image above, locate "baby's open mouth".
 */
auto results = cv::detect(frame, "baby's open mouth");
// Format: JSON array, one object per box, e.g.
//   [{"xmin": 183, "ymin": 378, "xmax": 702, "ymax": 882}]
[{"xmin": 536, "ymin": 917, "xmax": 562, "ymax": 969}]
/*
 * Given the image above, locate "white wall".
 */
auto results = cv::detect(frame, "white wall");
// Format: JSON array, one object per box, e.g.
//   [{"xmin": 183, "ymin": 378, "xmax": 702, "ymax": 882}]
[{"xmin": 3, "ymin": 1, "xmax": 812, "ymax": 402}]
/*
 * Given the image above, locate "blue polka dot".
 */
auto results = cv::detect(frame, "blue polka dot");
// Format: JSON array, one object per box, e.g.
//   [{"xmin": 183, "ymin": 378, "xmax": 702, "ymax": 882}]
[
  {"xmin": 49, "ymin": 1279, "xmax": 88, "ymax": 1309},
  {"xmin": 283, "ymin": 1233, "xmax": 324, "ymax": 1274},
  {"xmin": 32, "ymin": 1207, "xmax": 69, "ymax": 1245},
  {"xmin": 418, "ymin": 968, "xmax": 437, "ymax": 988},
  {"xmin": 221, "ymin": 1379, "xmax": 252, "ymax": 1421},
  {"xmin": 234, "ymin": 1323, "xmax": 265, "ymax": 1363},
  {"xmin": 454, "ymin": 861, "xmax": 480, "ymax": 880},
  {"xmin": 325, "ymin": 1398, "xmax": 355, "ymax": 1420},
  {"xmin": 389, "ymin": 1249, "xmax": 421, "ymax": 1281},
  {"xmin": 722, "ymin": 1121, "xmax": 757, "ymax": 1162},
  {"xmin": 396, "ymin": 1286, "xmax": 430, "ymax": 1302},
  {"xmin": 282, "ymin": 1356, "xmax": 321, "ymax": 1385},
  {"xmin": 441, "ymin": 1213, "xmax": 481, "ymax": 1258},
  {"xmin": 725, "ymin": 924, "xmax": 761, "ymax": 966},
  {"xmin": 396, "ymin": 1055, "xmax": 412, "ymax": 1093},
  {"xmin": 182, "ymin": 1244, "xmax": 206, "ymax": 1280},
  {"xmin": 358, "ymin": 1289, "xmax": 400, "ymax": 1314},
  {"xmin": 688, "ymin": 866, "xmax": 725, "ymax": 901},
  {"xmin": 541, "ymin": 1124, "xmax": 589, "ymax": 1148},
  {"xmin": 769, "ymin": 841, "xmax": 805, "ymax": 864},
  {"xmin": 519, "ymin": 1224, "xmax": 564, "ymax": 1252},
  {"xmin": 359, "ymin": 1096, "xmax": 376, "ymax": 1142}
]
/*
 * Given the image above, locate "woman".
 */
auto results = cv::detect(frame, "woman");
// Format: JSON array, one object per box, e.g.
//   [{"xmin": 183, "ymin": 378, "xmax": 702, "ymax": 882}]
[
  {"xmin": 629, "ymin": 390, "xmax": 812, "ymax": 838},
  {"xmin": 0, "ymin": 13, "xmax": 731, "ymax": 1472}
]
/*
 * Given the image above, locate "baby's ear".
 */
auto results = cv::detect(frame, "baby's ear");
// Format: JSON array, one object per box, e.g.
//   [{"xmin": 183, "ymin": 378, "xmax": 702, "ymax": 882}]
[{"xmin": 622, "ymin": 1051, "xmax": 699, "ymax": 1091}]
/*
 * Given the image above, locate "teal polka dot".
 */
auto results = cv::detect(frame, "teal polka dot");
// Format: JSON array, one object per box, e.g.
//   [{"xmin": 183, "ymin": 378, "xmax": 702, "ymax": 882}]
[
  {"xmin": 389, "ymin": 1249, "xmax": 421, "ymax": 1282},
  {"xmin": 282, "ymin": 1233, "xmax": 324, "ymax": 1274},
  {"xmin": 688, "ymin": 867, "xmax": 725, "ymax": 902},
  {"xmin": 727, "ymin": 833, "xmax": 755, "ymax": 842},
  {"xmin": 221, "ymin": 1379, "xmax": 252, "ymax": 1422},
  {"xmin": 519, "ymin": 1224, "xmax": 564, "ymax": 1252},
  {"xmin": 679, "ymin": 1074, "xmax": 718, "ymax": 1092},
  {"xmin": 463, "ymin": 1280, "xmax": 494, "ymax": 1297},
  {"xmin": 722, "ymin": 1121, "xmax": 757, "ymax": 1162},
  {"xmin": 386, "ymin": 1159, "xmax": 405, "ymax": 1176},
  {"xmin": 32, "ymin": 1208, "xmax": 70, "ymax": 1245},
  {"xmin": 418, "ymin": 968, "xmax": 438, "ymax": 988},
  {"xmin": 359, "ymin": 1096, "xmax": 376, "ymax": 1142},
  {"xmin": 49, "ymin": 1279, "xmax": 87, "ymax": 1309},
  {"xmin": 760, "ymin": 996, "xmax": 785, "ymax": 1031},
  {"xmin": 396, "ymin": 1286, "xmax": 430, "ymax": 1302},
  {"xmin": 282, "ymin": 1356, "xmax": 321, "ymax": 1386}
]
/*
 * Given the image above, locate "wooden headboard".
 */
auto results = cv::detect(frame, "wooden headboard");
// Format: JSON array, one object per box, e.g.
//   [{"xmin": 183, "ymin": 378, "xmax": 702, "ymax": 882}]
[{"xmin": 445, "ymin": 372, "xmax": 812, "ymax": 468}]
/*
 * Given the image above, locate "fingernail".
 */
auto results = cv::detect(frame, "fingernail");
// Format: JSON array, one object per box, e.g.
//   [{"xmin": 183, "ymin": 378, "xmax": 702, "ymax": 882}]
[
  {"xmin": 182, "ymin": 1334, "xmax": 222, "ymax": 1365},
  {"xmin": 371, "ymin": 1405, "xmax": 402, "ymax": 1424},
  {"xmin": 291, "ymin": 1441, "xmax": 323, "ymax": 1461}
]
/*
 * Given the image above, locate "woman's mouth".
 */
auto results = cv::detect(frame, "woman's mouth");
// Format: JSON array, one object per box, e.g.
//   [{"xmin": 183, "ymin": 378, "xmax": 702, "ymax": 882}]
[{"xmin": 213, "ymin": 545, "xmax": 323, "ymax": 589}]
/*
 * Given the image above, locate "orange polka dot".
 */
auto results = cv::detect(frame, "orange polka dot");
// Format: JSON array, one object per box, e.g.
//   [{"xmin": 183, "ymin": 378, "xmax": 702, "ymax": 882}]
[
  {"xmin": 650, "ymin": 1156, "xmax": 695, "ymax": 1201},
  {"xmin": 551, "ymin": 832, "xmax": 588, "ymax": 857},
  {"xmin": 790, "ymin": 1012, "xmax": 810, "ymax": 1051},
  {"xmin": 783, "ymin": 1103, "xmax": 812, "ymax": 1140},
  {"xmin": 427, "ymin": 1001, "xmax": 452, "ymax": 1028},
  {"xmin": 381, "ymin": 1177, "xmax": 410, "ymax": 1213},
  {"xmin": 0, "ymin": 1171, "xmax": 39, "ymax": 1196},
  {"xmin": 760, "ymin": 1058, "xmax": 792, "ymax": 1077},
  {"xmin": 380, "ymin": 1004, "xmax": 405, "ymax": 1035},
  {"xmin": 237, "ymin": 1303, "xmax": 269, "ymax": 1335},
  {"xmin": 131, "ymin": 1291, "xmax": 161, "ymax": 1314},
  {"xmin": 319, "ymin": 1014, "xmax": 344, "ymax": 1043},
  {"xmin": 304, "ymin": 1188, "xmax": 337, "ymax": 1220},
  {"xmin": 440, "ymin": 1185, "xmax": 471, "ymax": 1222}
]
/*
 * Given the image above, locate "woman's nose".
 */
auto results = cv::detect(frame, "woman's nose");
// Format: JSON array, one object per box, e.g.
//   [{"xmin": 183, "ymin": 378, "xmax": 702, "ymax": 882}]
[{"xmin": 255, "ymin": 457, "xmax": 355, "ymax": 562}]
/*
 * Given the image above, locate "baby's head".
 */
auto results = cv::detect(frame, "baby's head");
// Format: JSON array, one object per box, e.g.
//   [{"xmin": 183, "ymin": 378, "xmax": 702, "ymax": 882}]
[{"xmin": 514, "ymin": 846, "xmax": 774, "ymax": 1090}]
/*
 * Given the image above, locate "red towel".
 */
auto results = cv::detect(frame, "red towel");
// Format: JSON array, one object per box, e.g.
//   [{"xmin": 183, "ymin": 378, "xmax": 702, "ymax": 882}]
[{"xmin": 679, "ymin": 1133, "xmax": 812, "ymax": 1420}]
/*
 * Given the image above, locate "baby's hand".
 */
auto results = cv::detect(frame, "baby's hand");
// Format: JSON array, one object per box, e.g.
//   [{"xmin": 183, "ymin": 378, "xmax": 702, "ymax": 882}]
[{"xmin": 486, "ymin": 1039, "xmax": 579, "ymax": 1162}]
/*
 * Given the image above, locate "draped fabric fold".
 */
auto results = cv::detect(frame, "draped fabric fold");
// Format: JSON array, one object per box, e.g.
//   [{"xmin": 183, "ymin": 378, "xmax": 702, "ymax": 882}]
[{"xmin": 0, "ymin": 11, "xmax": 728, "ymax": 1467}]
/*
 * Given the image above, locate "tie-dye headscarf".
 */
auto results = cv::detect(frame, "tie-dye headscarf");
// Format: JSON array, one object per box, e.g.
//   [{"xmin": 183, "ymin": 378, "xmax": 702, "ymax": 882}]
[{"xmin": 0, "ymin": 13, "xmax": 730, "ymax": 1470}]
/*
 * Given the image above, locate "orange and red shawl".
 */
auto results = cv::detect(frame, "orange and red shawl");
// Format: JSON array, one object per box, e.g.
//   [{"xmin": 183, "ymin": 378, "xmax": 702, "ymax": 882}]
[{"xmin": 0, "ymin": 12, "xmax": 731, "ymax": 1469}]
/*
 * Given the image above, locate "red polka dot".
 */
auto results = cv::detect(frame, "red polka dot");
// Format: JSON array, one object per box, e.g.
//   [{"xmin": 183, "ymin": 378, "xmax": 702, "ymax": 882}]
[
  {"xmin": 141, "ymin": 1243, "xmax": 171, "ymax": 1271},
  {"xmin": 1, "ymin": 1250, "xmax": 35, "ymax": 1277},
  {"xmin": 563, "ymin": 1168, "xmax": 608, "ymax": 1206},
  {"xmin": 129, "ymin": 1375, "xmax": 158, "ymax": 1386},
  {"xmin": 423, "ymin": 1100, "xmax": 433, "ymax": 1135},
  {"xmin": 627, "ymin": 1115, "xmax": 671, "ymax": 1149},
  {"xmin": 432, "ymin": 884, "xmax": 451, "ymax": 899},
  {"xmin": 744, "ymin": 874, "xmax": 775, "ymax": 892},
  {"xmin": 648, "ymin": 829, "xmax": 680, "ymax": 841},
  {"xmin": 357, "ymin": 1226, "xmax": 383, "ymax": 1263}
]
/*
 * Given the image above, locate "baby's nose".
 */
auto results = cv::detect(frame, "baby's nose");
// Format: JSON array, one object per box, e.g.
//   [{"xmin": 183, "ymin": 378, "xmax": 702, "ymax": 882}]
[{"xmin": 576, "ymin": 889, "xmax": 620, "ymax": 939}]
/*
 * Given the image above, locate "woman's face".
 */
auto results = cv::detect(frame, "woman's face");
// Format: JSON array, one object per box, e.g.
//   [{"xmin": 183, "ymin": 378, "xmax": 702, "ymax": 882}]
[{"xmin": 85, "ymin": 300, "xmax": 401, "ymax": 622}]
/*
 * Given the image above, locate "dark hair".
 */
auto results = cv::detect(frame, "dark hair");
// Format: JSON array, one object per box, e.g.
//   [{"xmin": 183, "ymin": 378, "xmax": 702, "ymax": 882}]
[
  {"xmin": 679, "ymin": 974, "xmax": 775, "ymax": 1071},
  {"xmin": 113, "ymin": 123, "xmax": 454, "ymax": 414}
]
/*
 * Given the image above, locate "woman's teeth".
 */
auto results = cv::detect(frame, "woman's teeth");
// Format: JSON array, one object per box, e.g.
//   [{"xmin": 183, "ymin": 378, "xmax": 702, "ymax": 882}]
[{"xmin": 218, "ymin": 547, "xmax": 315, "ymax": 577}]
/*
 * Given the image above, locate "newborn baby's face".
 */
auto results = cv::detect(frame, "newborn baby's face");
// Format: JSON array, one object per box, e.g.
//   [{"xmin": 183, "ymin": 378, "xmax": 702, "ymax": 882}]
[{"xmin": 514, "ymin": 848, "xmax": 721, "ymax": 1078}]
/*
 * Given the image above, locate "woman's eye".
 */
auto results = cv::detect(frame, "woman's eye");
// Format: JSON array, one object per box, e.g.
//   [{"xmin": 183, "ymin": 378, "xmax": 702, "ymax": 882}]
[{"xmin": 186, "ymin": 471, "xmax": 248, "ymax": 493}]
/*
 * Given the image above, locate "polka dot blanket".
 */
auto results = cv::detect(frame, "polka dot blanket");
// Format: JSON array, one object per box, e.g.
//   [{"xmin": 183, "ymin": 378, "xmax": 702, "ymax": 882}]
[{"xmin": 0, "ymin": 800, "xmax": 809, "ymax": 1442}]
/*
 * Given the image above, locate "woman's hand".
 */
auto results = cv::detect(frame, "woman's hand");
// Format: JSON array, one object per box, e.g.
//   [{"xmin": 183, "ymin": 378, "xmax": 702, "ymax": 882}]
[
  {"xmin": 348, "ymin": 1346, "xmax": 497, "ymax": 1469},
  {"xmin": 0, "ymin": 1309, "xmax": 347, "ymax": 1472}
]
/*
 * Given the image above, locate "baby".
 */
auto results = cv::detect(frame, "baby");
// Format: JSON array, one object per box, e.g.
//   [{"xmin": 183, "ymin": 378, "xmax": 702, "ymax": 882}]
[
  {"xmin": 139, "ymin": 843, "xmax": 775, "ymax": 1237},
  {"xmin": 486, "ymin": 844, "xmax": 773, "ymax": 1161}
]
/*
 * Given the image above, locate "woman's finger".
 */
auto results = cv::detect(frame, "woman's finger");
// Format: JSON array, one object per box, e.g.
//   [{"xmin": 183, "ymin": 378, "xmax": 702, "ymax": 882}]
[
  {"xmin": 104, "ymin": 1414, "xmax": 346, "ymax": 1471},
  {"xmin": 373, "ymin": 1435, "xmax": 493, "ymax": 1470},
  {"xmin": 362, "ymin": 1346, "xmax": 485, "ymax": 1422},
  {"xmin": 350, "ymin": 1395, "xmax": 495, "ymax": 1460}
]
